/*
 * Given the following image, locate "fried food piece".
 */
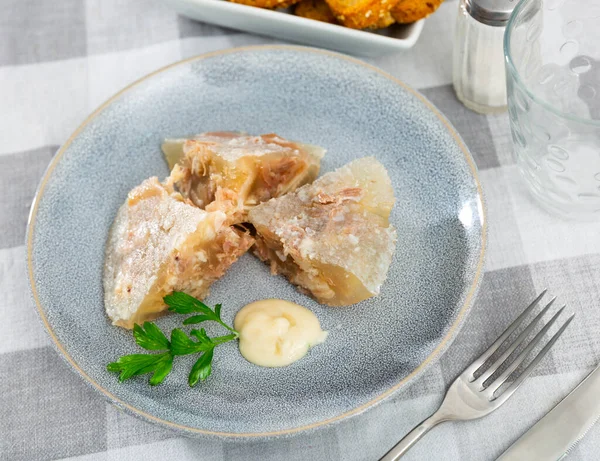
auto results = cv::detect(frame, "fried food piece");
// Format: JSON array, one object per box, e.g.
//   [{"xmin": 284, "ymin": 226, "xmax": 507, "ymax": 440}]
[
  {"xmin": 164, "ymin": 132, "xmax": 325, "ymax": 224},
  {"xmin": 391, "ymin": 0, "xmax": 443, "ymax": 23},
  {"xmin": 367, "ymin": 11, "xmax": 395, "ymax": 28},
  {"xmin": 229, "ymin": 0, "xmax": 301, "ymax": 8},
  {"xmin": 248, "ymin": 157, "xmax": 397, "ymax": 306},
  {"xmin": 293, "ymin": 0, "xmax": 394, "ymax": 29},
  {"xmin": 325, "ymin": 0, "xmax": 399, "ymax": 29},
  {"xmin": 275, "ymin": 0, "xmax": 302, "ymax": 6},
  {"xmin": 104, "ymin": 177, "xmax": 253, "ymax": 328},
  {"xmin": 295, "ymin": 0, "xmax": 338, "ymax": 23}
]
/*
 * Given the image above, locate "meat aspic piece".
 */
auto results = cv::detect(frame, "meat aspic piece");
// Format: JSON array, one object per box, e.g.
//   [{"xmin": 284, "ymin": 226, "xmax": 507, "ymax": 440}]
[
  {"xmin": 163, "ymin": 132, "xmax": 325, "ymax": 224},
  {"xmin": 104, "ymin": 133, "xmax": 325, "ymax": 328},
  {"xmin": 248, "ymin": 157, "xmax": 397, "ymax": 306},
  {"xmin": 103, "ymin": 177, "xmax": 253, "ymax": 328}
]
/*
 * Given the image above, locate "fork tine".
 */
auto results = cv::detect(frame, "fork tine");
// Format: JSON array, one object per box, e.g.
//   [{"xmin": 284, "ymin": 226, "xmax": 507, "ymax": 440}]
[
  {"xmin": 491, "ymin": 314, "xmax": 574, "ymax": 405},
  {"xmin": 466, "ymin": 290, "xmax": 547, "ymax": 376},
  {"xmin": 474, "ymin": 297, "xmax": 556, "ymax": 386},
  {"xmin": 486, "ymin": 308, "xmax": 571, "ymax": 400},
  {"xmin": 485, "ymin": 306, "xmax": 565, "ymax": 394}
]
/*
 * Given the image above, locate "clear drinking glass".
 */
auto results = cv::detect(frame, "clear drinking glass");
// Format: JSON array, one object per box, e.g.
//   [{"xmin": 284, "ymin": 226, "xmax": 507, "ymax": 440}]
[{"xmin": 504, "ymin": 0, "xmax": 600, "ymax": 219}]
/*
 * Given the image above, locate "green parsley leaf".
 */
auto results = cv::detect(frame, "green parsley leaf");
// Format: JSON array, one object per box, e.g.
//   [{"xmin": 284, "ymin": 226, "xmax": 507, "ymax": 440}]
[
  {"xmin": 149, "ymin": 356, "xmax": 174, "ymax": 386},
  {"xmin": 164, "ymin": 292, "xmax": 216, "ymax": 316},
  {"xmin": 133, "ymin": 322, "xmax": 170, "ymax": 351},
  {"xmin": 164, "ymin": 292, "xmax": 236, "ymax": 334},
  {"xmin": 188, "ymin": 348, "xmax": 214, "ymax": 387},
  {"xmin": 189, "ymin": 327, "xmax": 212, "ymax": 344},
  {"xmin": 106, "ymin": 352, "xmax": 173, "ymax": 385},
  {"xmin": 170, "ymin": 328, "xmax": 213, "ymax": 356}
]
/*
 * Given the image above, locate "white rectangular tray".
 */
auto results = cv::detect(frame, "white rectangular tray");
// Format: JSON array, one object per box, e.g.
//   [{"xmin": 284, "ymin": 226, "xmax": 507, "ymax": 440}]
[{"xmin": 164, "ymin": 0, "xmax": 424, "ymax": 57}]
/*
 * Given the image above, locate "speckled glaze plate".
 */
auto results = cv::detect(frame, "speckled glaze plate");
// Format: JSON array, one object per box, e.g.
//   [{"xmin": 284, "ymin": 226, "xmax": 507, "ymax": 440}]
[{"xmin": 27, "ymin": 46, "xmax": 486, "ymax": 439}]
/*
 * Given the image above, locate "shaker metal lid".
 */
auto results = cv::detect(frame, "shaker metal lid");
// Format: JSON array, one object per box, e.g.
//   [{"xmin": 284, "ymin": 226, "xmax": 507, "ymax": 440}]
[{"xmin": 465, "ymin": 0, "xmax": 517, "ymax": 26}]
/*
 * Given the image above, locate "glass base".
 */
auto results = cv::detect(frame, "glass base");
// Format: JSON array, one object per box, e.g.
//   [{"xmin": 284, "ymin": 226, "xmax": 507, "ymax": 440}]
[{"xmin": 519, "ymin": 169, "xmax": 600, "ymax": 222}]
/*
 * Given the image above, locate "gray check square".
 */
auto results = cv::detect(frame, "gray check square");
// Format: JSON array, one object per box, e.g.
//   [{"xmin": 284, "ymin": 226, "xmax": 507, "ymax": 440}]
[
  {"xmin": 529, "ymin": 254, "xmax": 600, "ymax": 376},
  {"xmin": 106, "ymin": 403, "xmax": 176, "ymax": 450},
  {"xmin": 487, "ymin": 113, "xmax": 516, "ymax": 166},
  {"xmin": 1, "ymin": 0, "xmax": 86, "ymax": 65},
  {"xmin": 0, "ymin": 347, "xmax": 107, "ymax": 460}
]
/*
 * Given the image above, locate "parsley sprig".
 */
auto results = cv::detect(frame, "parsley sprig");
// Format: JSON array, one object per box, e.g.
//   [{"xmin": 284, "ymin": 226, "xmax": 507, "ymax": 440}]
[{"xmin": 107, "ymin": 292, "xmax": 238, "ymax": 387}]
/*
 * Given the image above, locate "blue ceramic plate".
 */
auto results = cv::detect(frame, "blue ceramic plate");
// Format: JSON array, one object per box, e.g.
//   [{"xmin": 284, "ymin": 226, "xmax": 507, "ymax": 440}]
[{"xmin": 27, "ymin": 46, "xmax": 486, "ymax": 439}]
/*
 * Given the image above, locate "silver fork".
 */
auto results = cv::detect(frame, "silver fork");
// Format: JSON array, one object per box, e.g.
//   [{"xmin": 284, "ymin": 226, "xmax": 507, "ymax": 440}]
[{"xmin": 381, "ymin": 291, "xmax": 574, "ymax": 461}]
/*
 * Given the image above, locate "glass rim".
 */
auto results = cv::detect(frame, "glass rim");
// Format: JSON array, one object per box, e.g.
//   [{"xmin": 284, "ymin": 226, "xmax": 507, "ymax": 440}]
[{"xmin": 504, "ymin": 0, "xmax": 600, "ymax": 127}]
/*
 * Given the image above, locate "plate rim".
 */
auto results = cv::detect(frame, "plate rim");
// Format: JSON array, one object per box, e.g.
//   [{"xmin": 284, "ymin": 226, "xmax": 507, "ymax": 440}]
[{"xmin": 26, "ymin": 44, "xmax": 487, "ymax": 439}]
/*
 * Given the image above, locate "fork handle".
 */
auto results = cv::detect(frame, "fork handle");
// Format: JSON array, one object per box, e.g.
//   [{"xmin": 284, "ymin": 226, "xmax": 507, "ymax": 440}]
[{"xmin": 379, "ymin": 412, "xmax": 447, "ymax": 461}]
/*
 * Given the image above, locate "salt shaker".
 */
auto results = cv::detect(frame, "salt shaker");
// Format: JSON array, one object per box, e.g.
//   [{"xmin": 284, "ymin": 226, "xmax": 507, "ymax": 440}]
[{"xmin": 453, "ymin": 0, "xmax": 517, "ymax": 114}]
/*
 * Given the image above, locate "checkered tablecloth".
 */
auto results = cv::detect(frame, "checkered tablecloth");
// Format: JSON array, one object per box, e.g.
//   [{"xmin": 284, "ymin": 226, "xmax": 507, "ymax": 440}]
[{"xmin": 2, "ymin": 0, "xmax": 600, "ymax": 460}]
